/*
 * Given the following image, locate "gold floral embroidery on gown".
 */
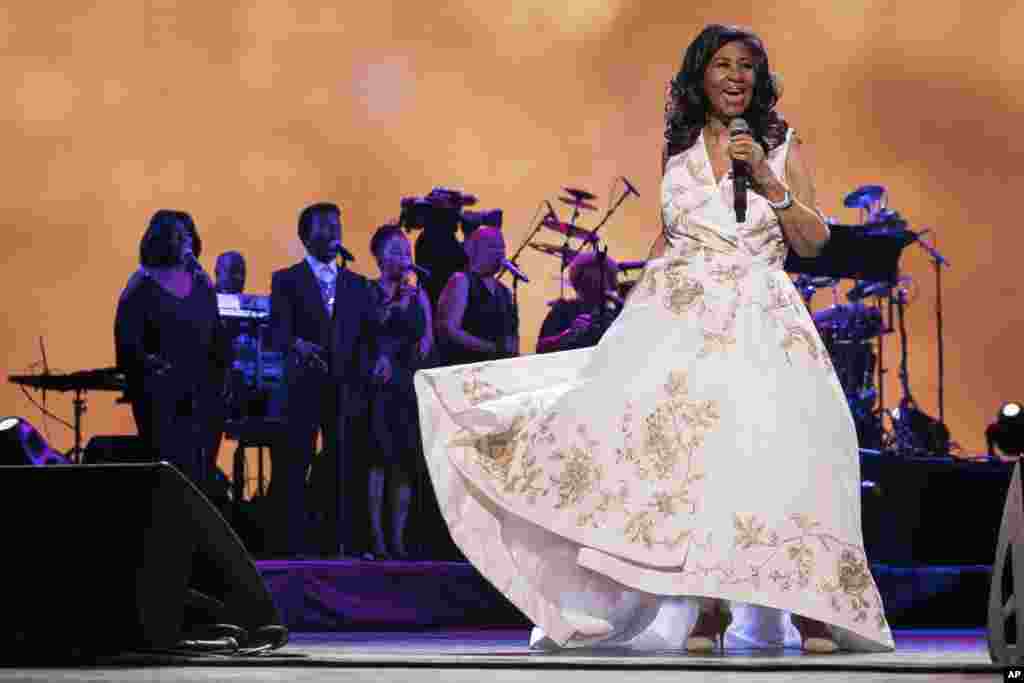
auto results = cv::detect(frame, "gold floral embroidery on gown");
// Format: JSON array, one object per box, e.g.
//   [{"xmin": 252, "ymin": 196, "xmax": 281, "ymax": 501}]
[{"xmin": 414, "ymin": 127, "xmax": 893, "ymax": 652}]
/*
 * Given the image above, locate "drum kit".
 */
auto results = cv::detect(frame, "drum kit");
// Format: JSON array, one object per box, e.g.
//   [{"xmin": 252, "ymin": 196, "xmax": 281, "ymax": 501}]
[
  {"xmin": 506, "ymin": 180, "xmax": 644, "ymax": 306},
  {"xmin": 795, "ymin": 184, "xmax": 951, "ymax": 455},
  {"xmin": 8, "ymin": 365, "xmax": 126, "ymax": 463}
]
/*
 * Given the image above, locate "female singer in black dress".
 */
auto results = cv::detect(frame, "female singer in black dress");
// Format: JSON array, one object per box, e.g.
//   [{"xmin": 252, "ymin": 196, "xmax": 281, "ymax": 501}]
[
  {"xmin": 115, "ymin": 210, "xmax": 229, "ymax": 490},
  {"xmin": 365, "ymin": 224, "xmax": 433, "ymax": 559}
]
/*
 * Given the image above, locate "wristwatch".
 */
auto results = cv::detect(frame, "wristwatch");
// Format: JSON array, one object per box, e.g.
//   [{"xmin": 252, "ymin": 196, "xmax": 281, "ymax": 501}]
[{"xmin": 767, "ymin": 190, "xmax": 793, "ymax": 211}]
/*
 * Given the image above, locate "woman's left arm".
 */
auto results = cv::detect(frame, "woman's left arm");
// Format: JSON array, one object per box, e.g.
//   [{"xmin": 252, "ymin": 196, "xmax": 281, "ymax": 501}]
[
  {"xmin": 733, "ymin": 133, "xmax": 830, "ymax": 257},
  {"xmin": 417, "ymin": 288, "xmax": 434, "ymax": 359},
  {"xmin": 758, "ymin": 136, "xmax": 829, "ymax": 257}
]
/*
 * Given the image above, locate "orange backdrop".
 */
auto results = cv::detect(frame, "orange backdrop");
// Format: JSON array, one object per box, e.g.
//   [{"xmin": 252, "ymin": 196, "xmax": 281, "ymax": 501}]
[{"xmin": 1, "ymin": 1, "xmax": 1019, "ymax": 469}]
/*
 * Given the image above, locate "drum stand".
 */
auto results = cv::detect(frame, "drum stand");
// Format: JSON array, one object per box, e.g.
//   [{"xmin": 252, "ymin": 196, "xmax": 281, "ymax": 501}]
[
  {"xmin": 915, "ymin": 232, "xmax": 950, "ymax": 423},
  {"xmin": 68, "ymin": 388, "xmax": 89, "ymax": 464}
]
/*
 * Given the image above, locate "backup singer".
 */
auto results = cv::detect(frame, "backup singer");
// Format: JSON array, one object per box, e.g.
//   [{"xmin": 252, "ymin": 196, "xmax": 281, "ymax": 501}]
[
  {"xmin": 414, "ymin": 24, "xmax": 892, "ymax": 655},
  {"xmin": 365, "ymin": 224, "xmax": 433, "ymax": 559},
  {"xmin": 115, "ymin": 210, "xmax": 229, "ymax": 490},
  {"xmin": 536, "ymin": 251, "xmax": 621, "ymax": 354},
  {"xmin": 119, "ymin": 213, "xmax": 211, "ymax": 299},
  {"xmin": 436, "ymin": 226, "xmax": 518, "ymax": 366},
  {"xmin": 268, "ymin": 202, "xmax": 381, "ymax": 558}
]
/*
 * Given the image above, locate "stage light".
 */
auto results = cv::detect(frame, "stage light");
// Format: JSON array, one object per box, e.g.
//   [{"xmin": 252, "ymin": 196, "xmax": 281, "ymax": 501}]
[
  {"xmin": 0, "ymin": 416, "xmax": 67, "ymax": 466},
  {"xmin": 987, "ymin": 402, "xmax": 1024, "ymax": 458}
]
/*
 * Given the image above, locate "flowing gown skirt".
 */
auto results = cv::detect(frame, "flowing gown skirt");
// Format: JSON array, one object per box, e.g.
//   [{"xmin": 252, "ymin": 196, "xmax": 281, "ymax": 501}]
[{"xmin": 415, "ymin": 257, "xmax": 894, "ymax": 652}]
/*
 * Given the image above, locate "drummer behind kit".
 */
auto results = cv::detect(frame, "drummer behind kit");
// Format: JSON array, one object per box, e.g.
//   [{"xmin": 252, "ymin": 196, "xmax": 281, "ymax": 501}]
[
  {"xmin": 508, "ymin": 180, "xmax": 642, "ymax": 347},
  {"xmin": 792, "ymin": 184, "xmax": 952, "ymax": 456}
]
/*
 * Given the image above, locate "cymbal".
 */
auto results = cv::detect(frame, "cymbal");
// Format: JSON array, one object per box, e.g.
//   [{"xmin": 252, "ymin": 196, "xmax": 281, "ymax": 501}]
[
  {"xmin": 563, "ymin": 187, "xmax": 597, "ymax": 201},
  {"xmin": 829, "ymin": 211, "xmax": 909, "ymax": 233},
  {"xmin": 867, "ymin": 208, "xmax": 907, "ymax": 228},
  {"xmin": 529, "ymin": 242, "xmax": 580, "ymax": 260},
  {"xmin": 846, "ymin": 275, "xmax": 911, "ymax": 302},
  {"xmin": 843, "ymin": 185, "xmax": 886, "ymax": 209},
  {"xmin": 559, "ymin": 196, "xmax": 598, "ymax": 211},
  {"xmin": 9, "ymin": 367, "xmax": 126, "ymax": 393},
  {"xmin": 793, "ymin": 274, "xmax": 839, "ymax": 288},
  {"xmin": 541, "ymin": 217, "xmax": 598, "ymax": 243}
]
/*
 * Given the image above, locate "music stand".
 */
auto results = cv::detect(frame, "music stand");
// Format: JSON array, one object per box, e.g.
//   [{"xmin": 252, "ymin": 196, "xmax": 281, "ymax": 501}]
[
  {"xmin": 785, "ymin": 224, "xmax": 916, "ymax": 448},
  {"xmin": 783, "ymin": 224, "xmax": 915, "ymax": 282}
]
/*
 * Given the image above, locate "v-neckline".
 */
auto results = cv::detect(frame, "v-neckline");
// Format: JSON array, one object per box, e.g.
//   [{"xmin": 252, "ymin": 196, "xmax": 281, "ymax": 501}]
[
  {"xmin": 152, "ymin": 272, "xmax": 193, "ymax": 301},
  {"xmin": 699, "ymin": 129, "xmax": 730, "ymax": 187}
]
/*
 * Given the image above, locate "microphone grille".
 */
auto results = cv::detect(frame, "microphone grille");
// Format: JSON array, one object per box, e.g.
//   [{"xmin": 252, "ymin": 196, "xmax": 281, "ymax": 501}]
[{"xmin": 728, "ymin": 118, "xmax": 751, "ymax": 135}]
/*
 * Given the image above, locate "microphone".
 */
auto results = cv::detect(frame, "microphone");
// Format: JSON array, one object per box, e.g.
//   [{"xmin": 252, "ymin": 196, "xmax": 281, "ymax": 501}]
[
  {"xmin": 728, "ymin": 118, "xmax": 750, "ymax": 223},
  {"xmin": 182, "ymin": 247, "xmax": 202, "ymax": 271},
  {"xmin": 502, "ymin": 259, "xmax": 529, "ymax": 283},
  {"xmin": 329, "ymin": 240, "xmax": 356, "ymax": 262},
  {"xmin": 406, "ymin": 263, "xmax": 431, "ymax": 278},
  {"xmin": 621, "ymin": 176, "xmax": 640, "ymax": 198}
]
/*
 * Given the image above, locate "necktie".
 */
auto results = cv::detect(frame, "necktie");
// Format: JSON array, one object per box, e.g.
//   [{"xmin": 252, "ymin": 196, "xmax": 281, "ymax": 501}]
[{"xmin": 319, "ymin": 268, "xmax": 335, "ymax": 315}]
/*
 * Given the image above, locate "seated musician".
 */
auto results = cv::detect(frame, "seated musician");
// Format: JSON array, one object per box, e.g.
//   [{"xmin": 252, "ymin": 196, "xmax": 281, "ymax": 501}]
[
  {"xmin": 536, "ymin": 251, "xmax": 620, "ymax": 354},
  {"xmin": 214, "ymin": 251, "xmax": 247, "ymax": 294},
  {"xmin": 209, "ymin": 250, "xmax": 249, "ymax": 485}
]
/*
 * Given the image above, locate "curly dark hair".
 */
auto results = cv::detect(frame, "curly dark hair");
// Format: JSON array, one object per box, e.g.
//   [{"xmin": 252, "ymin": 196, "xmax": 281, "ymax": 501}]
[
  {"xmin": 369, "ymin": 223, "xmax": 407, "ymax": 259},
  {"xmin": 664, "ymin": 24, "xmax": 788, "ymax": 161},
  {"xmin": 139, "ymin": 209, "xmax": 200, "ymax": 267}
]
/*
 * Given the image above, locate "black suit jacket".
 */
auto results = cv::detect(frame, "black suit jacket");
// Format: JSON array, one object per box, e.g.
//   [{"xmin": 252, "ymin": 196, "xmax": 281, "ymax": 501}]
[{"xmin": 269, "ymin": 260, "xmax": 375, "ymax": 394}]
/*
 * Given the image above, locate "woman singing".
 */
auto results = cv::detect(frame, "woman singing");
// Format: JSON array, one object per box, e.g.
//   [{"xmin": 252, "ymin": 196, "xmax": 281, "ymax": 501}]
[
  {"xmin": 115, "ymin": 210, "xmax": 228, "ymax": 491},
  {"xmin": 414, "ymin": 24, "xmax": 893, "ymax": 654},
  {"xmin": 366, "ymin": 224, "xmax": 433, "ymax": 559}
]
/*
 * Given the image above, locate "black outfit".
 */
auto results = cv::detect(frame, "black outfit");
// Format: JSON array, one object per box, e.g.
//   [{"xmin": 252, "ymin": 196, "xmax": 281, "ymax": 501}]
[
  {"xmin": 268, "ymin": 260, "xmax": 375, "ymax": 556},
  {"xmin": 536, "ymin": 299, "xmax": 617, "ymax": 353},
  {"xmin": 115, "ymin": 274, "xmax": 229, "ymax": 489},
  {"xmin": 439, "ymin": 272, "xmax": 519, "ymax": 367},
  {"xmin": 367, "ymin": 282, "xmax": 427, "ymax": 469},
  {"xmin": 414, "ymin": 224, "xmax": 467, "ymax": 311}
]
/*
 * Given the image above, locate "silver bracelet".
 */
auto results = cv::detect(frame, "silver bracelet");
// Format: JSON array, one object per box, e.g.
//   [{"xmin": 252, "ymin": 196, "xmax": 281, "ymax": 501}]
[{"xmin": 767, "ymin": 190, "xmax": 793, "ymax": 211}]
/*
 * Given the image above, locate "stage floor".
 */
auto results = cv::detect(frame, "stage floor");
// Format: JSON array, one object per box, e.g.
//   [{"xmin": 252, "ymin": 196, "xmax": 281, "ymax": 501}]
[{"xmin": 0, "ymin": 629, "xmax": 1004, "ymax": 682}]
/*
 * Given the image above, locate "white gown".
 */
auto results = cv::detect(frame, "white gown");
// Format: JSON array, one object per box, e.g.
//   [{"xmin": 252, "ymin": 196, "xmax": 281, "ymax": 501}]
[{"xmin": 414, "ymin": 129, "xmax": 894, "ymax": 652}]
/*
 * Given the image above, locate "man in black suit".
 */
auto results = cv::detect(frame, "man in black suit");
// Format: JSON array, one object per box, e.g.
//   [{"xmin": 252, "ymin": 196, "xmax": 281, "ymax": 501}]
[{"xmin": 268, "ymin": 202, "xmax": 389, "ymax": 557}]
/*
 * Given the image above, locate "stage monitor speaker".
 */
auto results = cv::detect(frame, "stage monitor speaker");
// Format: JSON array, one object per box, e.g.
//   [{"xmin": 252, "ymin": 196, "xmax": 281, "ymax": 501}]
[
  {"xmin": 0, "ymin": 462, "xmax": 283, "ymax": 658},
  {"xmin": 83, "ymin": 434, "xmax": 148, "ymax": 464}
]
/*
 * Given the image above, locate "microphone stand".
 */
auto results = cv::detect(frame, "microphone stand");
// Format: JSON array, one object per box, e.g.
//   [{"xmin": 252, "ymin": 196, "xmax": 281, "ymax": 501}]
[
  {"xmin": 586, "ymin": 186, "xmax": 633, "ymax": 252},
  {"xmin": 503, "ymin": 204, "xmax": 549, "ymax": 283},
  {"xmin": 874, "ymin": 291, "xmax": 889, "ymax": 441},
  {"xmin": 913, "ymin": 230, "xmax": 950, "ymax": 425}
]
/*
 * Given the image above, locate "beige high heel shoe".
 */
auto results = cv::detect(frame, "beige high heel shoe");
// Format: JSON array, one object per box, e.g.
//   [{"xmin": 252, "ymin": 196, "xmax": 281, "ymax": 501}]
[
  {"xmin": 791, "ymin": 614, "xmax": 838, "ymax": 653},
  {"xmin": 685, "ymin": 601, "xmax": 733, "ymax": 653}
]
